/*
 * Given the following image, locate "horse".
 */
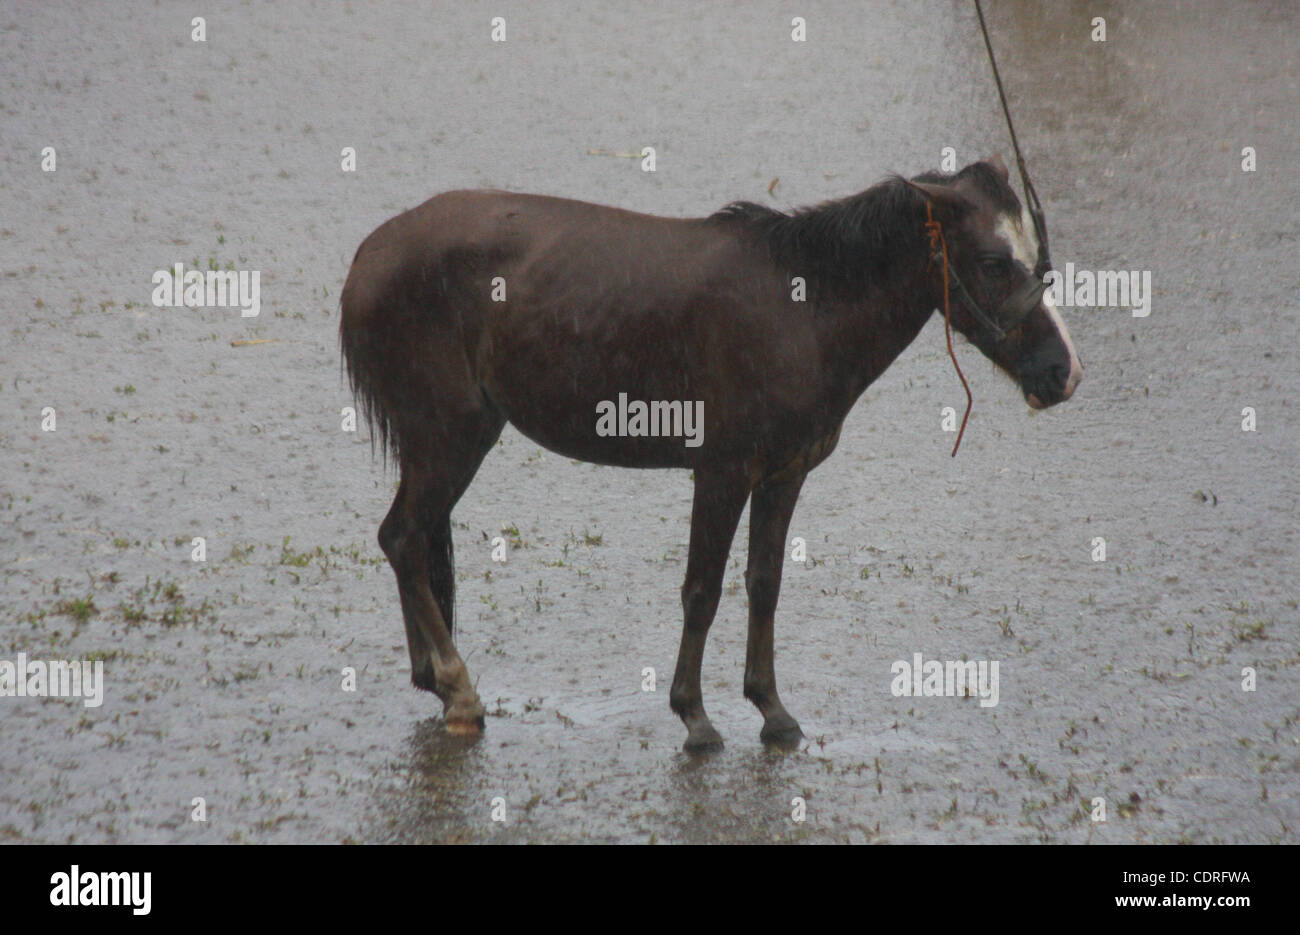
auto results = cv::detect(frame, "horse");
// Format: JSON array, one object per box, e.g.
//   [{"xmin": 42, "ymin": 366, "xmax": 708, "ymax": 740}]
[{"xmin": 339, "ymin": 155, "xmax": 1082, "ymax": 751}]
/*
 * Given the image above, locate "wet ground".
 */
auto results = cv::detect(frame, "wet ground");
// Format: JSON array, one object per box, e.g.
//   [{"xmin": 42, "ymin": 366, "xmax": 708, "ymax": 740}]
[{"xmin": 1, "ymin": 0, "xmax": 1296, "ymax": 844}]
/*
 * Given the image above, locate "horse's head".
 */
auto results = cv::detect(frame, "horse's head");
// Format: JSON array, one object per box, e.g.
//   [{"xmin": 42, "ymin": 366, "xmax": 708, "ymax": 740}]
[{"xmin": 909, "ymin": 156, "xmax": 1082, "ymax": 409}]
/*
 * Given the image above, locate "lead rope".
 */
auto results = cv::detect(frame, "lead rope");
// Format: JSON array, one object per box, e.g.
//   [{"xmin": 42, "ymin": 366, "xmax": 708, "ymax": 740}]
[
  {"xmin": 925, "ymin": 202, "xmax": 973, "ymax": 457},
  {"xmin": 974, "ymin": 0, "xmax": 1051, "ymax": 269}
]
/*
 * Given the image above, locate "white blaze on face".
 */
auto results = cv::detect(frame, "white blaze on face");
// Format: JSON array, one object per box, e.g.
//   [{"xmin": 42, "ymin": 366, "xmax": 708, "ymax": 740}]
[
  {"xmin": 995, "ymin": 206, "xmax": 1083, "ymax": 400},
  {"xmin": 995, "ymin": 205, "xmax": 1041, "ymax": 275}
]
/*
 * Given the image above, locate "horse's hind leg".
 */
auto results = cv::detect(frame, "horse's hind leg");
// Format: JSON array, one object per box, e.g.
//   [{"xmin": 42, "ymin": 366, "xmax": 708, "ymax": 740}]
[
  {"xmin": 427, "ymin": 513, "xmax": 457, "ymax": 638},
  {"xmin": 744, "ymin": 472, "xmax": 806, "ymax": 748},
  {"xmin": 425, "ymin": 416, "xmax": 501, "ymax": 641},
  {"xmin": 380, "ymin": 413, "xmax": 502, "ymax": 733},
  {"xmin": 669, "ymin": 467, "xmax": 750, "ymax": 752}
]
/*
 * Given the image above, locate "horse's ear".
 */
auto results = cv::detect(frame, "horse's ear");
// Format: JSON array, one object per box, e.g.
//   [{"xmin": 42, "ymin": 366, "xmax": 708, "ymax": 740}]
[
  {"xmin": 983, "ymin": 154, "xmax": 1009, "ymax": 181},
  {"xmin": 904, "ymin": 179, "xmax": 971, "ymax": 220}
]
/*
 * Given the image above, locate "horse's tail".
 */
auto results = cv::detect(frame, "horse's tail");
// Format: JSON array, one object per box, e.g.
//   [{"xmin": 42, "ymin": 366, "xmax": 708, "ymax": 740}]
[
  {"xmin": 339, "ymin": 236, "xmax": 402, "ymax": 467},
  {"xmin": 340, "ymin": 222, "xmax": 469, "ymax": 641}
]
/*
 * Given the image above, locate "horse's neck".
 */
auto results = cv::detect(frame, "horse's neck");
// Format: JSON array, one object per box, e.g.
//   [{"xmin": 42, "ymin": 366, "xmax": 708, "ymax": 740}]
[{"xmin": 822, "ymin": 277, "xmax": 936, "ymax": 405}]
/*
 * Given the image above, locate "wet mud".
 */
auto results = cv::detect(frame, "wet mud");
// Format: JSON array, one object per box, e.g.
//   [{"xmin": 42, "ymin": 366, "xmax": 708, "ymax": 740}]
[{"xmin": 1, "ymin": 0, "xmax": 1296, "ymax": 843}]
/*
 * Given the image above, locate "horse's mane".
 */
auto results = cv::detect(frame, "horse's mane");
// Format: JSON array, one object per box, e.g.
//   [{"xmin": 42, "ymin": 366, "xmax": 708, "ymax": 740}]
[{"xmin": 709, "ymin": 162, "xmax": 1015, "ymax": 295}]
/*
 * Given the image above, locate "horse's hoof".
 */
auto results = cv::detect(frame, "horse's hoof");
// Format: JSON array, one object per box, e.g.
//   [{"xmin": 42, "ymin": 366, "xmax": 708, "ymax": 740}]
[
  {"xmin": 683, "ymin": 725, "xmax": 724, "ymax": 754},
  {"xmin": 444, "ymin": 714, "xmax": 485, "ymax": 736},
  {"xmin": 760, "ymin": 716, "xmax": 804, "ymax": 750},
  {"xmin": 444, "ymin": 699, "xmax": 486, "ymax": 736}
]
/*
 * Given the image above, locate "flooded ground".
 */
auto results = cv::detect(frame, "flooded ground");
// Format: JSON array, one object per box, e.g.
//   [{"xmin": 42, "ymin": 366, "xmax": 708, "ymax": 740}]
[{"xmin": 1, "ymin": 0, "xmax": 1296, "ymax": 844}]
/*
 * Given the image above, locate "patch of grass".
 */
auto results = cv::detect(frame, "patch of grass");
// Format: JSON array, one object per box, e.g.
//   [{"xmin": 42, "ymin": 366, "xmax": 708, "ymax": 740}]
[
  {"xmin": 53, "ymin": 596, "xmax": 97, "ymax": 625},
  {"xmin": 500, "ymin": 523, "xmax": 526, "ymax": 549},
  {"xmin": 159, "ymin": 595, "xmax": 212, "ymax": 628},
  {"xmin": 327, "ymin": 542, "xmax": 385, "ymax": 567},
  {"xmin": 227, "ymin": 542, "xmax": 256, "ymax": 563},
  {"xmin": 1234, "ymin": 621, "xmax": 1268, "ymax": 643},
  {"xmin": 279, "ymin": 536, "xmax": 319, "ymax": 567},
  {"xmin": 1116, "ymin": 794, "xmax": 1142, "ymax": 818},
  {"xmin": 1018, "ymin": 754, "xmax": 1050, "ymax": 784},
  {"xmin": 118, "ymin": 576, "xmax": 215, "ymax": 629}
]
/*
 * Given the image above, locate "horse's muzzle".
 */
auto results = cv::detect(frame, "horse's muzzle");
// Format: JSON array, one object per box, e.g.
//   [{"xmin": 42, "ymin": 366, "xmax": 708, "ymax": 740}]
[{"xmin": 1021, "ymin": 351, "xmax": 1080, "ymax": 410}]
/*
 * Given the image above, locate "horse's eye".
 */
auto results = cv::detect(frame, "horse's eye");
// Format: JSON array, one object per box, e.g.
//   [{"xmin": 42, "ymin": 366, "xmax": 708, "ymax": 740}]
[{"xmin": 979, "ymin": 256, "xmax": 1011, "ymax": 277}]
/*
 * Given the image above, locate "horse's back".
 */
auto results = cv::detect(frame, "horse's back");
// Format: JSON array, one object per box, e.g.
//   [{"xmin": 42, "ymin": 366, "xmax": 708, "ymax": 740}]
[
  {"xmin": 346, "ymin": 188, "xmax": 743, "ymax": 339},
  {"xmin": 340, "ymin": 188, "xmax": 781, "ymax": 467},
  {"xmin": 360, "ymin": 189, "xmax": 680, "ymax": 261}
]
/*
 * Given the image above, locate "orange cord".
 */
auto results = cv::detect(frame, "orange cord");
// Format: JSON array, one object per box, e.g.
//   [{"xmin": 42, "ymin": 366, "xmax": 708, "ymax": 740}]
[{"xmin": 925, "ymin": 202, "xmax": 974, "ymax": 457}]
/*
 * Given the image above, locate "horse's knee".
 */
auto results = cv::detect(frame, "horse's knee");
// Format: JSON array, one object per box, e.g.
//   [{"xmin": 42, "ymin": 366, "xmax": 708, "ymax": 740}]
[
  {"xmin": 379, "ymin": 510, "xmax": 421, "ymax": 572},
  {"xmin": 680, "ymin": 578, "xmax": 721, "ymax": 628},
  {"xmin": 377, "ymin": 513, "xmax": 402, "ymax": 561}
]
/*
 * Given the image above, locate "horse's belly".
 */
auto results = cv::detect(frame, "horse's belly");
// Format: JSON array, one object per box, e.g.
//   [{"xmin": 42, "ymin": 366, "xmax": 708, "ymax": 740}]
[{"xmin": 488, "ymin": 374, "xmax": 709, "ymax": 469}]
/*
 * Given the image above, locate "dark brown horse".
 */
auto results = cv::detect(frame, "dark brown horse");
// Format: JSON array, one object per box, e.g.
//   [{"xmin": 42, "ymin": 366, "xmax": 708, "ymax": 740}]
[{"xmin": 340, "ymin": 156, "xmax": 1081, "ymax": 751}]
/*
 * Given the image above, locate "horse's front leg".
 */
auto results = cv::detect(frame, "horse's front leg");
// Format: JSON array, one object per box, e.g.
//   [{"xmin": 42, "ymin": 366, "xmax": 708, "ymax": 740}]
[
  {"xmin": 744, "ymin": 471, "xmax": 807, "ymax": 748},
  {"xmin": 669, "ymin": 467, "xmax": 750, "ymax": 752}
]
